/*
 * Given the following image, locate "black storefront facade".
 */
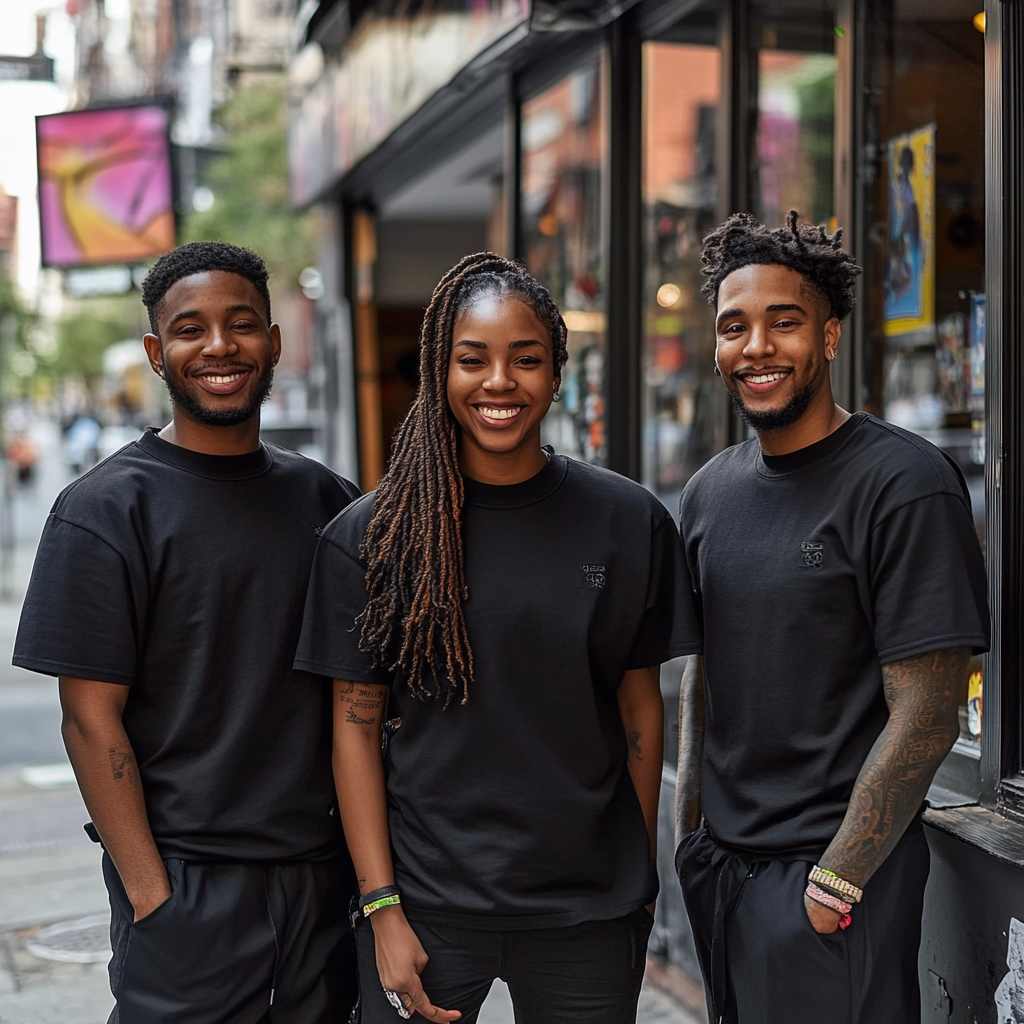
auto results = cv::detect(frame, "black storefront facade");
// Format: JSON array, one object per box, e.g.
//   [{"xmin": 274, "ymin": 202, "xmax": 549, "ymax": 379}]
[{"xmin": 289, "ymin": 1, "xmax": 1024, "ymax": 1019}]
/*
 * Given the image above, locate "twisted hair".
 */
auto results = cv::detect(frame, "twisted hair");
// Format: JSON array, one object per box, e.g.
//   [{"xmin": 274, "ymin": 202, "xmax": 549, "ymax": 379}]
[
  {"xmin": 700, "ymin": 211, "xmax": 861, "ymax": 320},
  {"xmin": 141, "ymin": 241, "xmax": 271, "ymax": 333},
  {"xmin": 357, "ymin": 253, "xmax": 568, "ymax": 705}
]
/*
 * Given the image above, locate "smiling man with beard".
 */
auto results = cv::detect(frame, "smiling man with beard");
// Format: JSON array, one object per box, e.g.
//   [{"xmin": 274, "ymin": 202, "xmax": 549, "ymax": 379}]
[
  {"xmin": 13, "ymin": 242, "xmax": 360, "ymax": 1024},
  {"xmin": 673, "ymin": 213, "xmax": 989, "ymax": 1024}
]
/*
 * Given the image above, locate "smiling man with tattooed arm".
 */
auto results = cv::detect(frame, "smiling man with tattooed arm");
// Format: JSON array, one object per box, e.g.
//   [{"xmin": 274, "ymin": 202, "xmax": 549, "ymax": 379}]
[{"xmin": 673, "ymin": 213, "xmax": 989, "ymax": 1024}]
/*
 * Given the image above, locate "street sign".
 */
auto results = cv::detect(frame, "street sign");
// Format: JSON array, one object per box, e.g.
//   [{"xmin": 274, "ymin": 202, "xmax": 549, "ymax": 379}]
[{"xmin": 0, "ymin": 55, "xmax": 55, "ymax": 82}]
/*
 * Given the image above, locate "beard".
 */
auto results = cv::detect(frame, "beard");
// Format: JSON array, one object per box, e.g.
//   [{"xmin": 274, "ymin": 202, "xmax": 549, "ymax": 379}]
[
  {"xmin": 727, "ymin": 356, "xmax": 826, "ymax": 433},
  {"xmin": 163, "ymin": 364, "xmax": 275, "ymax": 428}
]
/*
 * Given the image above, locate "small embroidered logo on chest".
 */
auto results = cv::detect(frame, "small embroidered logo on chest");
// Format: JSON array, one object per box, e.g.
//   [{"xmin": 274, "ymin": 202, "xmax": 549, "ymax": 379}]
[
  {"xmin": 582, "ymin": 564, "xmax": 606, "ymax": 589},
  {"xmin": 801, "ymin": 542, "xmax": 824, "ymax": 568}
]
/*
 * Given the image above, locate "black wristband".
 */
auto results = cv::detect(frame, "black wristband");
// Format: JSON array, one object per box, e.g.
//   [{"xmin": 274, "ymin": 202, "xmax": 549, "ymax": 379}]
[{"xmin": 358, "ymin": 885, "xmax": 401, "ymax": 912}]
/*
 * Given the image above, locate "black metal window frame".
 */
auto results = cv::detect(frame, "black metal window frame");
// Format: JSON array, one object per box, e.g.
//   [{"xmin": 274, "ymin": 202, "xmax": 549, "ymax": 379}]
[{"xmin": 982, "ymin": 0, "xmax": 1024, "ymax": 819}]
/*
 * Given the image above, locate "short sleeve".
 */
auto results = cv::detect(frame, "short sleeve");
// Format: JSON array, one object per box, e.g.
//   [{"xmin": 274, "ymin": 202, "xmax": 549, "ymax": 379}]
[
  {"xmin": 870, "ymin": 492, "xmax": 990, "ymax": 663},
  {"xmin": 625, "ymin": 515, "xmax": 703, "ymax": 670},
  {"xmin": 13, "ymin": 515, "xmax": 140, "ymax": 684},
  {"xmin": 294, "ymin": 535, "xmax": 390, "ymax": 684}
]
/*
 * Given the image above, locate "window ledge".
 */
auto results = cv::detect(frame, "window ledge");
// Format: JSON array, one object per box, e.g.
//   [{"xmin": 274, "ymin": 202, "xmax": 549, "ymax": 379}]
[{"xmin": 923, "ymin": 804, "xmax": 1024, "ymax": 870}]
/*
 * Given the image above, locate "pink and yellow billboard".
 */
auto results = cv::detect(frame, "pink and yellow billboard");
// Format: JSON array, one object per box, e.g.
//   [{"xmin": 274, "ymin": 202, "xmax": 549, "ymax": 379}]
[{"xmin": 37, "ymin": 104, "xmax": 175, "ymax": 269}]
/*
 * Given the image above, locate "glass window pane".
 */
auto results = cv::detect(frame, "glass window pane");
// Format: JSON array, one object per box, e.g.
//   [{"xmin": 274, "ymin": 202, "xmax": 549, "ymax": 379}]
[
  {"xmin": 641, "ymin": 39, "xmax": 726, "ymax": 504},
  {"xmin": 520, "ymin": 58, "xmax": 608, "ymax": 465},
  {"xmin": 751, "ymin": 1, "xmax": 838, "ymax": 227},
  {"xmin": 860, "ymin": 0, "xmax": 986, "ymax": 747}
]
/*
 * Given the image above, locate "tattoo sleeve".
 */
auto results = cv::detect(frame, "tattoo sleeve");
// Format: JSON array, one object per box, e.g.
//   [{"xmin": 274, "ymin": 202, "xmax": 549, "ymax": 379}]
[
  {"xmin": 820, "ymin": 646, "xmax": 969, "ymax": 887},
  {"xmin": 674, "ymin": 655, "xmax": 705, "ymax": 845},
  {"xmin": 337, "ymin": 681, "xmax": 387, "ymax": 727}
]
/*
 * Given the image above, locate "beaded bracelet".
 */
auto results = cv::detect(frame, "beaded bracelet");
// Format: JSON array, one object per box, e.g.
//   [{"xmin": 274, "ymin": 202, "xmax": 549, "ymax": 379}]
[
  {"xmin": 359, "ymin": 885, "xmax": 402, "ymax": 918},
  {"xmin": 808, "ymin": 865, "xmax": 863, "ymax": 903},
  {"xmin": 806, "ymin": 883, "xmax": 852, "ymax": 916},
  {"xmin": 805, "ymin": 883, "xmax": 854, "ymax": 931}
]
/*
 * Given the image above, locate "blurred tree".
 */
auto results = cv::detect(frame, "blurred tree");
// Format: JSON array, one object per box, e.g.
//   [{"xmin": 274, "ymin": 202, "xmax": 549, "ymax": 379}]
[
  {"xmin": 51, "ymin": 296, "xmax": 138, "ymax": 396},
  {"xmin": 0, "ymin": 271, "xmax": 40, "ymax": 397},
  {"xmin": 182, "ymin": 81, "xmax": 318, "ymax": 288}
]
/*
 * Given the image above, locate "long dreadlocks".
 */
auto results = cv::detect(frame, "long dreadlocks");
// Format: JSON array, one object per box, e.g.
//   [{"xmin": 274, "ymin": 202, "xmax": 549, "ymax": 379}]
[{"xmin": 357, "ymin": 252, "xmax": 569, "ymax": 706}]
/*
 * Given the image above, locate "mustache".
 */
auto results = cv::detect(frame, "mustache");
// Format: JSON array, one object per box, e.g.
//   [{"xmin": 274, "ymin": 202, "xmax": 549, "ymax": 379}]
[{"xmin": 184, "ymin": 362, "xmax": 258, "ymax": 378}]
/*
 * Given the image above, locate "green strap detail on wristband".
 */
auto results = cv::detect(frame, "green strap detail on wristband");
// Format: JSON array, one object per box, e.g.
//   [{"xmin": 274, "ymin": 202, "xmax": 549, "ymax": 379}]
[{"xmin": 362, "ymin": 894, "xmax": 401, "ymax": 917}]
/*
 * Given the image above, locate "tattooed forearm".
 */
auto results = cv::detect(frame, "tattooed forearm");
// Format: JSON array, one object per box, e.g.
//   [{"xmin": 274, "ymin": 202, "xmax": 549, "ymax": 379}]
[
  {"xmin": 820, "ymin": 646, "xmax": 968, "ymax": 887},
  {"xmin": 675, "ymin": 655, "xmax": 705, "ymax": 844},
  {"xmin": 107, "ymin": 746, "xmax": 138, "ymax": 784}
]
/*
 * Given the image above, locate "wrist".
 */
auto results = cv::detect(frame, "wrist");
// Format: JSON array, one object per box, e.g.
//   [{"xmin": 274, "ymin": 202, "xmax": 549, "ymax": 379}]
[{"xmin": 368, "ymin": 903, "xmax": 408, "ymax": 932}]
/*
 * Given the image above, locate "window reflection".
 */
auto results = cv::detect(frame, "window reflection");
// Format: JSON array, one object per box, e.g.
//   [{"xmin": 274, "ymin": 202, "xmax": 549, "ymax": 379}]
[
  {"xmin": 520, "ymin": 59, "xmax": 608, "ymax": 465},
  {"xmin": 860, "ymin": 0, "xmax": 986, "ymax": 745},
  {"xmin": 641, "ymin": 40, "xmax": 725, "ymax": 504},
  {"xmin": 755, "ymin": 51, "xmax": 836, "ymax": 227}
]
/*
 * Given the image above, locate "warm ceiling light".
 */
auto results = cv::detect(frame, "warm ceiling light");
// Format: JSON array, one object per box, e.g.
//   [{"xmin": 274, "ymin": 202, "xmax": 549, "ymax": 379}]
[
  {"xmin": 657, "ymin": 283, "xmax": 682, "ymax": 308},
  {"xmin": 973, "ymin": 11, "xmax": 985, "ymax": 33}
]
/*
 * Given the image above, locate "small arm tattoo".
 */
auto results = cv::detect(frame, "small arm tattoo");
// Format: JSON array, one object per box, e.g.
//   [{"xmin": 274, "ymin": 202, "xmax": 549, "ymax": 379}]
[
  {"xmin": 821, "ymin": 646, "xmax": 968, "ymax": 887},
  {"xmin": 107, "ymin": 746, "xmax": 137, "ymax": 784},
  {"xmin": 627, "ymin": 731, "xmax": 644, "ymax": 761},
  {"xmin": 337, "ymin": 681, "xmax": 386, "ymax": 727}
]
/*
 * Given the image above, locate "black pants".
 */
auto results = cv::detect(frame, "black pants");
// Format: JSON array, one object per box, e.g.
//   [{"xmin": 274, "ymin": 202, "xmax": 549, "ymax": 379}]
[
  {"xmin": 353, "ymin": 909, "xmax": 654, "ymax": 1024},
  {"xmin": 676, "ymin": 822, "xmax": 930, "ymax": 1024},
  {"xmin": 104, "ymin": 854, "xmax": 357, "ymax": 1024}
]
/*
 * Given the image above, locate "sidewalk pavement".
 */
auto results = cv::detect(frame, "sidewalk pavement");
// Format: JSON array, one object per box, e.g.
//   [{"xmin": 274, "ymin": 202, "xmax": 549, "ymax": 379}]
[{"xmin": 0, "ymin": 419, "xmax": 700, "ymax": 1024}]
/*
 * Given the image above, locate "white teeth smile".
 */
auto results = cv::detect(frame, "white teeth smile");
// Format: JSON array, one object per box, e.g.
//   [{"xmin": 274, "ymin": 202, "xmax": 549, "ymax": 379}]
[
  {"xmin": 746, "ymin": 372, "xmax": 788, "ymax": 384},
  {"xmin": 479, "ymin": 406, "xmax": 521, "ymax": 420},
  {"xmin": 203, "ymin": 373, "xmax": 244, "ymax": 384}
]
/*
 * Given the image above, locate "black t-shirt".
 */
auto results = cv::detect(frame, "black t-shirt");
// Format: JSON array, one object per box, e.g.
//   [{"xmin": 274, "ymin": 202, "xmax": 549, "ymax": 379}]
[
  {"xmin": 13, "ymin": 429, "xmax": 360, "ymax": 862},
  {"xmin": 679, "ymin": 412, "xmax": 990, "ymax": 858},
  {"xmin": 295, "ymin": 453, "xmax": 701, "ymax": 928}
]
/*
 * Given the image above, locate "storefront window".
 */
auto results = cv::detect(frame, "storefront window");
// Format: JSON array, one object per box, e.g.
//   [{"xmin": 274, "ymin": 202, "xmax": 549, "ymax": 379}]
[
  {"xmin": 752, "ymin": 0, "xmax": 838, "ymax": 227},
  {"xmin": 861, "ymin": 0, "xmax": 985, "ymax": 746},
  {"xmin": 641, "ymin": 25, "xmax": 725, "ymax": 504},
  {"xmin": 520, "ymin": 57, "xmax": 608, "ymax": 465}
]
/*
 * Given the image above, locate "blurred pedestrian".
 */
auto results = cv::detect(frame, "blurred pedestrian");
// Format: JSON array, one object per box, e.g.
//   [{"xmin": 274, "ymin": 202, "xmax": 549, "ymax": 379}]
[
  {"xmin": 296, "ymin": 253, "xmax": 701, "ymax": 1024},
  {"xmin": 5, "ymin": 430, "xmax": 37, "ymax": 486},
  {"xmin": 13, "ymin": 242, "xmax": 360, "ymax": 1024},
  {"xmin": 64, "ymin": 411, "xmax": 101, "ymax": 475},
  {"xmin": 674, "ymin": 212, "xmax": 990, "ymax": 1024}
]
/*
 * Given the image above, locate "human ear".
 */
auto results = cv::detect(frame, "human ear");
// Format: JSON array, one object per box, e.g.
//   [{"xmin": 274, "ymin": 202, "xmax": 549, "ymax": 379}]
[
  {"xmin": 269, "ymin": 322, "xmax": 283, "ymax": 366},
  {"xmin": 143, "ymin": 333, "xmax": 164, "ymax": 377},
  {"xmin": 824, "ymin": 317, "xmax": 842, "ymax": 361}
]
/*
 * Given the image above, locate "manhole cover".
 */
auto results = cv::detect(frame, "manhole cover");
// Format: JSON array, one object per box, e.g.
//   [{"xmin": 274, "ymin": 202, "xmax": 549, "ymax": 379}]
[{"xmin": 26, "ymin": 914, "xmax": 111, "ymax": 963}]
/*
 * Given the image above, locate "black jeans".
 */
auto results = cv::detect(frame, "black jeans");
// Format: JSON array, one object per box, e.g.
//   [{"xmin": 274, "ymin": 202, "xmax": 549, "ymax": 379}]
[
  {"xmin": 104, "ymin": 854, "xmax": 357, "ymax": 1024},
  {"xmin": 353, "ymin": 908, "xmax": 654, "ymax": 1024},
  {"xmin": 676, "ymin": 822, "xmax": 930, "ymax": 1024}
]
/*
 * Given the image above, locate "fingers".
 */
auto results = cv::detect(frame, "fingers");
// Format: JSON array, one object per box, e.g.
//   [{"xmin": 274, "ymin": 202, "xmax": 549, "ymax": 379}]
[{"xmin": 393, "ymin": 982, "xmax": 461, "ymax": 1022}]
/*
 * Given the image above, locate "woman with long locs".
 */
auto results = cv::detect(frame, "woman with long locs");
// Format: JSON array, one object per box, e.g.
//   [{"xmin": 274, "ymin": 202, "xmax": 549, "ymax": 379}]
[{"xmin": 296, "ymin": 253, "xmax": 701, "ymax": 1024}]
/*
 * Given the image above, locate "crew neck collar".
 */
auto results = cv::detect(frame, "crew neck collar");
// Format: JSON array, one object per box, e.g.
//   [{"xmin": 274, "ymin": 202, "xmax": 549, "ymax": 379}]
[
  {"xmin": 462, "ymin": 448, "xmax": 568, "ymax": 509},
  {"xmin": 137, "ymin": 427, "xmax": 274, "ymax": 480},
  {"xmin": 757, "ymin": 412, "xmax": 865, "ymax": 477}
]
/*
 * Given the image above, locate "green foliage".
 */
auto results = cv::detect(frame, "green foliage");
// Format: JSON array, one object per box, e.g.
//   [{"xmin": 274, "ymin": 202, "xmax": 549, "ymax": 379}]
[
  {"xmin": 52, "ymin": 296, "xmax": 138, "ymax": 389},
  {"xmin": 181, "ymin": 80, "xmax": 318, "ymax": 289},
  {"xmin": 0, "ymin": 271, "xmax": 39, "ymax": 392}
]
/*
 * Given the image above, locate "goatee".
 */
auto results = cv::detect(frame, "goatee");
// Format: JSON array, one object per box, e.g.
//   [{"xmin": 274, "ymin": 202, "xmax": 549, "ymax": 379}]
[
  {"xmin": 163, "ymin": 367, "xmax": 275, "ymax": 427},
  {"xmin": 727, "ymin": 357, "xmax": 825, "ymax": 433}
]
